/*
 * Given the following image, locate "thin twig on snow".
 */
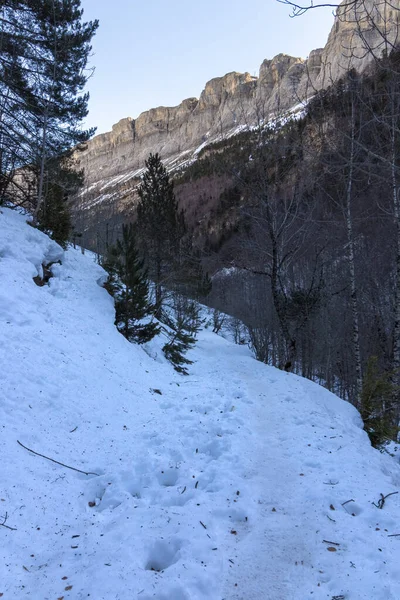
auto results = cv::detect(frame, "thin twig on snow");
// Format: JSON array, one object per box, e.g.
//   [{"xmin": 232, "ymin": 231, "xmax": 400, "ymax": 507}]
[
  {"xmin": 0, "ymin": 512, "xmax": 17, "ymax": 531},
  {"xmin": 17, "ymin": 440, "xmax": 99, "ymax": 476}
]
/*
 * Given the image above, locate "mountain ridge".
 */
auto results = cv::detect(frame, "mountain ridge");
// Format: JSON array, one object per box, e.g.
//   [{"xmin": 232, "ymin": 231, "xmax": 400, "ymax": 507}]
[{"xmin": 72, "ymin": 0, "xmax": 400, "ymax": 247}]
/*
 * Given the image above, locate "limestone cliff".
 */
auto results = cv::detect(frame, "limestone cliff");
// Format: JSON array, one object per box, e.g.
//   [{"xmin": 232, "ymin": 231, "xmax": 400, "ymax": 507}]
[{"xmin": 72, "ymin": 0, "xmax": 400, "ymax": 246}]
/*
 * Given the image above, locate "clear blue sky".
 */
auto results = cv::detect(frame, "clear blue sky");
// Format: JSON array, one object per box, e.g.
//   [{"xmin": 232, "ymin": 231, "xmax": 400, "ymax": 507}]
[{"xmin": 80, "ymin": 0, "xmax": 335, "ymax": 135}]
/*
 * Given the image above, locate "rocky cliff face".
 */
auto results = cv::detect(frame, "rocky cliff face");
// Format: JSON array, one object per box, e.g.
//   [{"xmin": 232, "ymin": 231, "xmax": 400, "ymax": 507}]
[
  {"xmin": 315, "ymin": 0, "xmax": 400, "ymax": 87},
  {"xmin": 72, "ymin": 0, "xmax": 400, "ymax": 246}
]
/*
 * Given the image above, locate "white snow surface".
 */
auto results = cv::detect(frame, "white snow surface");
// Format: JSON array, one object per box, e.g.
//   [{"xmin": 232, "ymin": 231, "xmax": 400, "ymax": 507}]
[{"xmin": 1, "ymin": 207, "xmax": 400, "ymax": 600}]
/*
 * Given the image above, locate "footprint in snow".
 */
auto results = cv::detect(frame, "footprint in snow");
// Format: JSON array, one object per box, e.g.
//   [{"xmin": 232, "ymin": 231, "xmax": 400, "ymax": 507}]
[
  {"xmin": 196, "ymin": 437, "xmax": 230, "ymax": 461},
  {"xmin": 157, "ymin": 467, "xmax": 179, "ymax": 487},
  {"xmin": 284, "ymin": 395, "xmax": 295, "ymax": 403},
  {"xmin": 145, "ymin": 537, "xmax": 183, "ymax": 572},
  {"xmin": 343, "ymin": 501, "xmax": 364, "ymax": 516},
  {"xmin": 195, "ymin": 468, "xmax": 224, "ymax": 493},
  {"xmin": 235, "ymin": 391, "xmax": 253, "ymax": 405}
]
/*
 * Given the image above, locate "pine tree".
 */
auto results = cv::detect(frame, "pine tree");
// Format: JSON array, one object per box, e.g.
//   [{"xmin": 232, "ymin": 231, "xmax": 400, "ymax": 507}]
[
  {"xmin": 162, "ymin": 296, "xmax": 201, "ymax": 375},
  {"xmin": 31, "ymin": 0, "xmax": 98, "ymax": 223},
  {"xmin": 173, "ymin": 243, "xmax": 212, "ymax": 300},
  {"xmin": 0, "ymin": 1, "xmax": 98, "ymax": 215},
  {"xmin": 360, "ymin": 357, "xmax": 398, "ymax": 448},
  {"xmin": 37, "ymin": 182, "xmax": 71, "ymax": 248},
  {"xmin": 136, "ymin": 153, "xmax": 185, "ymax": 313},
  {"xmin": 104, "ymin": 224, "xmax": 159, "ymax": 344},
  {"xmin": 36, "ymin": 154, "xmax": 81, "ymax": 248}
]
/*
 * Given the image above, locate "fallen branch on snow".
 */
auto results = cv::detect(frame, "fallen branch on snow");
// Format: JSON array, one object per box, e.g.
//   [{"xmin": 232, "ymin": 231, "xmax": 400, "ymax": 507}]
[
  {"xmin": 17, "ymin": 440, "xmax": 99, "ymax": 476},
  {"xmin": 323, "ymin": 539, "xmax": 340, "ymax": 546},
  {"xmin": 0, "ymin": 512, "xmax": 17, "ymax": 531},
  {"xmin": 373, "ymin": 491, "xmax": 398, "ymax": 509}
]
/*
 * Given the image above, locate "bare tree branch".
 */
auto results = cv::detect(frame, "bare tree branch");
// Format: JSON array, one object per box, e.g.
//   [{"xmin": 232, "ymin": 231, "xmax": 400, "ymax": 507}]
[
  {"xmin": 277, "ymin": 0, "xmax": 356, "ymax": 17},
  {"xmin": 17, "ymin": 440, "xmax": 99, "ymax": 476},
  {"xmin": 0, "ymin": 512, "xmax": 17, "ymax": 531}
]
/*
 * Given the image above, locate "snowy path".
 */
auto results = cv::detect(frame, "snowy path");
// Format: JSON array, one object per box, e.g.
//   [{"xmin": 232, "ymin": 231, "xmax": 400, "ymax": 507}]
[
  {"xmin": 188, "ymin": 333, "xmax": 400, "ymax": 600},
  {"xmin": 187, "ymin": 334, "xmax": 320, "ymax": 600},
  {"xmin": 188, "ymin": 334, "xmax": 305, "ymax": 600},
  {"xmin": 199, "ymin": 339, "xmax": 308, "ymax": 600},
  {"xmin": 1, "ymin": 208, "xmax": 400, "ymax": 600}
]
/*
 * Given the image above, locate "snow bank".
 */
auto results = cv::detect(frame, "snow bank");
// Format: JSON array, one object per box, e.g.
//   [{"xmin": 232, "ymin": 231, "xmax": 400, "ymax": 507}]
[{"xmin": 1, "ymin": 207, "xmax": 399, "ymax": 600}]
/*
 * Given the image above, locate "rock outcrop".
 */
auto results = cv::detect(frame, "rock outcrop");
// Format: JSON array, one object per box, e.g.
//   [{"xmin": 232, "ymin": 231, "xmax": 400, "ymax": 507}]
[
  {"xmin": 72, "ymin": 0, "xmax": 400, "ymax": 245},
  {"xmin": 315, "ymin": 0, "xmax": 400, "ymax": 88}
]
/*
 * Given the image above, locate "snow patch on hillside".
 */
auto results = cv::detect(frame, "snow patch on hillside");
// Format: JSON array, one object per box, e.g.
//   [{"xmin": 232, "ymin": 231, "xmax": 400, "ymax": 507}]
[{"xmin": 1, "ymin": 207, "xmax": 400, "ymax": 599}]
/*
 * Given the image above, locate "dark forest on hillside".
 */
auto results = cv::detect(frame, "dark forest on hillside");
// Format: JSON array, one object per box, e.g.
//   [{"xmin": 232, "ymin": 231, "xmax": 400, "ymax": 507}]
[{"xmin": 74, "ymin": 50, "xmax": 400, "ymax": 444}]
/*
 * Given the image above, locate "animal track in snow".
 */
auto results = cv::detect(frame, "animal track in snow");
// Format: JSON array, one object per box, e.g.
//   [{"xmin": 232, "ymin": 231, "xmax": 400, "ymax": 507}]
[
  {"xmin": 197, "ymin": 438, "xmax": 229, "ymax": 460},
  {"xmin": 196, "ymin": 468, "xmax": 223, "ymax": 493},
  {"xmin": 157, "ymin": 467, "xmax": 179, "ymax": 487},
  {"xmin": 162, "ymin": 489, "xmax": 195, "ymax": 507},
  {"xmin": 343, "ymin": 501, "xmax": 363, "ymax": 516},
  {"xmin": 145, "ymin": 538, "xmax": 182, "ymax": 572},
  {"xmin": 284, "ymin": 395, "xmax": 295, "ymax": 403}
]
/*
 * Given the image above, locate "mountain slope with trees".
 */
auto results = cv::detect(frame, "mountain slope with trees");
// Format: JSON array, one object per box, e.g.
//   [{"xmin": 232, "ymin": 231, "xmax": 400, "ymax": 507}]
[
  {"xmin": 164, "ymin": 52, "xmax": 400, "ymax": 442},
  {"xmin": 1, "ymin": 207, "xmax": 400, "ymax": 599},
  {"xmin": 68, "ymin": 46, "xmax": 400, "ymax": 439}
]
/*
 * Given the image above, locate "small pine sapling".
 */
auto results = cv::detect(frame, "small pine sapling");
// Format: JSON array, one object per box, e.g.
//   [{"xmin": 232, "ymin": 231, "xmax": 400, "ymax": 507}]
[
  {"xmin": 360, "ymin": 356, "xmax": 398, "ymax": 447},
  {"xmin": 162, "ymin": 296, "xmax": 201, "ymax": 374},
  {"xmin": 212, "ymin": 309, "xmax": 226, "ymax": 334},
  {"xmin": 103, "ymin": 224, "xmax": 160, "ymax": 344}
]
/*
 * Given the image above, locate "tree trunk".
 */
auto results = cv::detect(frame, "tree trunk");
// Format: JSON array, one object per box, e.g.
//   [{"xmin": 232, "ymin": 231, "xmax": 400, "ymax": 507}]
[
  {"xmin": 32, "ymin": 109, "xmax": 48, "ymax": 225},
  {"xmin": 155, "ymin": 257, "xmax": 162, "ymax": 317},
  {"xmin": 270, "ymin": 232, "xmax": 297, "ymax": 367},
  {"xmin": 391, "ymin": 114, "xmax": 400, "ymax": 425},
  {"xmin": 345, "ymin": 97, "xmax": 362, "ymax": 407}
]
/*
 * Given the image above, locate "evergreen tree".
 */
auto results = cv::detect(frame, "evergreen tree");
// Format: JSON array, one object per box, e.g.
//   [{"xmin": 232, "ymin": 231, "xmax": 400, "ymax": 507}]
[
  {"xmin": 170, "ymin": 232, "xmax": 212, "ymax": 300},
  {"xmin": 104, "ymin": 224, "xmax": 159, "ymax": 344},
  {"xmin": 0, "ymin": 1, "xmax": 98, "ymax": 216},
  {"xmin": 37, "ymin": 182, "xmax": 71, "ymax": 248},
  {"xmin": 136, "ymin": 153, "xmax": 185, "ymax": 313},
  {"xmin": 36, "ymin": 154, "xmax": 81, "ymax": 248},
  {"xmin": 360, "ymin": 357, "xmax": 398, "ymax": 448},
  {"xmin": 162, "ymin": 296, "xmax": 201, "ymax": 375}
]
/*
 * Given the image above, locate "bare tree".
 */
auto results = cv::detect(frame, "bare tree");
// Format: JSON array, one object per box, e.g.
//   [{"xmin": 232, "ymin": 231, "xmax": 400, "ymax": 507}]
[
  {"xmin": 278, "ymin": 0, "xmax": 381, "ymax": 17},
  {"xmin": 279, "ymin": 0, "xmax": 400, "ymax": 54},
  {"xmin": 233, "ymin": 118, "xmax": 325, "ymax": 369}
]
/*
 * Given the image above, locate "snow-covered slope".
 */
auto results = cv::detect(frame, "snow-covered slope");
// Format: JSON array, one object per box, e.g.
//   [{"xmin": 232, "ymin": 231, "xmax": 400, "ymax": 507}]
[{"xmin": 1, "ymin": 207, "xmax": 400, "ymax": 600}]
